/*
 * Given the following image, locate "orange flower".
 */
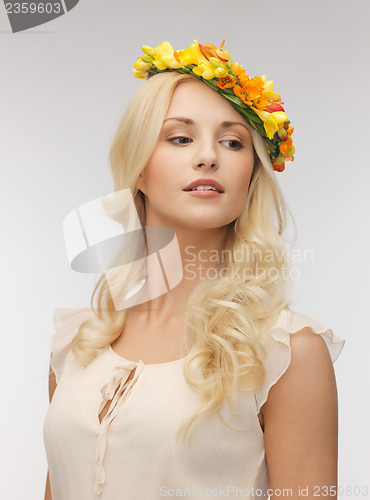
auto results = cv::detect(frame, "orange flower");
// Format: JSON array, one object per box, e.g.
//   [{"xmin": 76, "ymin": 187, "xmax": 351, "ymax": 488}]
[
  {"xmin": 250, "ymin": 76, "xmax": 265, "ymax": 89},
  {"xmin": 217, "ymin": 75, "xmax": 236, "ymax": 89},
  {"xmin": 234, "ymin": 85, "xmax": 251, "ymax": 105},
  {"xmin": 266, "ymin": 102, "xmax": 285, "ymax": 112},
  {"xmin": 199, "ymin": 41, "xmax": 230, "ymax": 62},
  {"xmin": 234, "ymin": 76, "xmax": 264, "ymax": 105},
  {"xmin": 214, "ymin": 49, "xmax": 229, "ymax": 62},
  {"xmin": 198, "ymin": 42, "xmax": 215, "ymax": 60},
  {"xmin": 253, "ymin": 95, "xmax": 269, "ymax": 110},
  {"xmin": 241, "ymin": 80, "xmax": 261, "ymax": 105},
  {"xmin": 279, "ymin": 136, "xmax": 293, "ymax": 155},
  {"xmin": 133, "ymin": 40, "xmax": 295, "ymax": 172},
  {"xmin": 173, "ymin": 50, "xmax": 181, "ymax": 64},
  {"xmin": 238, "ymin": 72, "xmax": 250, "ymax": 87},
  {"xmin": 230, "ymin": 62, "xmax": 244, "ymax": 77}
]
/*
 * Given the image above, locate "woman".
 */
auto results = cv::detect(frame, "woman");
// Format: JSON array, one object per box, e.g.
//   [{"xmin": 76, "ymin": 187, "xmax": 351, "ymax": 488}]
[{"xmin": 43, "ymin": 40, "xmax": 345, "ymax": 500}]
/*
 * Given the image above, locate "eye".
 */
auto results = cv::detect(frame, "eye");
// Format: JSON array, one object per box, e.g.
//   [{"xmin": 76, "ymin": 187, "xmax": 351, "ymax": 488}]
[
  {"xmin": 168, "ymin": 136, "xmax": 193, "ymax": 145},
  {"xmin": 220, "ymin": 139, "xmax": 243, "ymax": 151}
]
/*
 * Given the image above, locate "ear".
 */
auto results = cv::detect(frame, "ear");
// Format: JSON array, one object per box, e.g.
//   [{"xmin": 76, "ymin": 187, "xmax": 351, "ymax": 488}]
[{"xmin": 135, "ymin": 171, "xmax": 147, "ymax": 195}]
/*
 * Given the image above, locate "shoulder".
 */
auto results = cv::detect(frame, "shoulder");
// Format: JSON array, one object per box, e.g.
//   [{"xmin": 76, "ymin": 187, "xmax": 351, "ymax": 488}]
[
  {"xmin": 261, "ymin": 325, "xmax": 337, "ymax": 414},
  {"xmin": 50, "ymin": 307, "xmax": 94, "ymax": 384},
  {"xmin": 254, "ymin": 307, "xmax": 345, "ymax": 414},
  {"xmin": 260, "ymin": 322, "xmax": 340, "ymax": 490},
  {"xmin": 288, "ymin": 325, "xmax": 335, "ymax": 379}
]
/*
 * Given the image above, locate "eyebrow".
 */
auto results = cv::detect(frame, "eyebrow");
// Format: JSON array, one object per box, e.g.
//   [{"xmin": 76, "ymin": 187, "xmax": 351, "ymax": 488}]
[{"xmin": 163, "ymin": 116, "xmax": 250, "ymax": 132}]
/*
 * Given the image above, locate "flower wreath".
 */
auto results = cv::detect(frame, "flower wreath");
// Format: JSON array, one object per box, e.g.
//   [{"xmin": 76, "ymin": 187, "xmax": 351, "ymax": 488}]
[{"xmin": 133, "ymin": 39, "xmax": 295, "ymax": 172}]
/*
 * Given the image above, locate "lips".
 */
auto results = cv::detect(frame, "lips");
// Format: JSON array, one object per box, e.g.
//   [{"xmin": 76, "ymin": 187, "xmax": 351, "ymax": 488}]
[{"xmin": 183, "ymin": 178, "xmax": 225, "ymax": 193}]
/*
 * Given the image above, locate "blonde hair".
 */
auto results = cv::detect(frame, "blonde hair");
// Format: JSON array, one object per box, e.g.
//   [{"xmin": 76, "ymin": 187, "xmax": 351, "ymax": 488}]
[{"xmin": 71, "ymin": 71, "xmax": 296, "ymax": 444}]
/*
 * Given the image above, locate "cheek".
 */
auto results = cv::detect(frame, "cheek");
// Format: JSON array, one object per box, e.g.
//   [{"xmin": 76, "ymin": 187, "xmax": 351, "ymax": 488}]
[
  {"xmin": 145, "ymin": 146, "xmax": 189, "ymax": 194},
  {"xmin": 233, "ymin": 156, "xmax": 254, "ymax": 193},
  {"xmin": 227, "ymin": 176, "xmax": 253, "ymax": 220},
  {"xmin": 143, "ymin": 161, "xmax": 164, "ymax": 192},
  {"xmin": 143, "ymin": 159, "xmax": 180, "ymax": 200},
  {"xmin": 146, "ymin": 148, "xmax": 178, "ymax": 180}
]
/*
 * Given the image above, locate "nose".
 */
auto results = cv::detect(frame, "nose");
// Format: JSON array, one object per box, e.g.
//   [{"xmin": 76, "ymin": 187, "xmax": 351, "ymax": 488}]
[{"xmin": 193, "ymin": 136, "xmax": 219, "ymax": 170}]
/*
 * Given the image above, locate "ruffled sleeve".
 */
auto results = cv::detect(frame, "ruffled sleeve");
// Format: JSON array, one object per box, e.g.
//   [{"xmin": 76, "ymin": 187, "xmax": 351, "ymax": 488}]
[
  {"xmin": 254, "ymin": 308, "xmax": 345, "ymax": 412},
  {"xmin": 50, "ymin": 307, "xmax": 94, "ymax": 384}
]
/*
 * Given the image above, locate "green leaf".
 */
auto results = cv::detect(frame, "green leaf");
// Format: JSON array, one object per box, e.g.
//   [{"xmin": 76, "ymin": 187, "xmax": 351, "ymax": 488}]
[
  {"xmin": 222, "ymin": 88, "xmax": 235, "ymax": 96},
  {"xmin": 203, "ymin": 79, "xmax": 219, "ymax": 91},
  {"xmin": 176, "ymin": 67, "xmax": 191, "ymax": 75},
  {"xmin": 221, "ymin": 92, "xmax": 243, "ymax": 106}
]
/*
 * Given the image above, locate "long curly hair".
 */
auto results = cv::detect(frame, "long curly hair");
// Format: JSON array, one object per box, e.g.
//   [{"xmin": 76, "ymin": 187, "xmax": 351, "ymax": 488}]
[{"xmin": 71, "ymin": 71, "xmax": 296, "ymax": 444}]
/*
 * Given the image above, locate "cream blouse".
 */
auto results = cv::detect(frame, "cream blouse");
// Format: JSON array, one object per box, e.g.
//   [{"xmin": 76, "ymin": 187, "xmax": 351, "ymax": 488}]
[{"xmin": 43, "ymin": 307, "xmax": 345, "ymax": 500}]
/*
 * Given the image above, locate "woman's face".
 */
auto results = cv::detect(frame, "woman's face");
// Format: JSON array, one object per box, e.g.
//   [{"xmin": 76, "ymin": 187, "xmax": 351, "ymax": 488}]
[{"xmin": 136, "ymin": 78, "xmax": 255, "ymax": 232}]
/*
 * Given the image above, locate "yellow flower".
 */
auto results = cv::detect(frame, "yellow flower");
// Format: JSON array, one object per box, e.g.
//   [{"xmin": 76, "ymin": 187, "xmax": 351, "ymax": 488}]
[
  {"xmin": 152, "ymin": 41, "xmax": 183, "ymax": 70},
  {"xmin": 192, "ymin": 61, "xmax": 218, "ymax": 80},
  {"xmin": 177, "ymin": 40, "xmax": 205, "ymax": 66},
  {"xmin": 264, "ymin": 89, "xmax": 281, "ymax": 101},
  {"xmin": 132, "ymin": 39, "xmax": 294, "ymax": 171},
  {"xmin": 133, "ymin": 57, "xmax": 152, "ymax": 78},
  {"xmin": 214, "ymin": 66, "xmax": 228, "ymax": 78},
  {"xmin": 208, "ymin": 56, "xmax": 229, "ymax": 76},
  {"xmin": 261, "ymin": 76, "xmax": 281, "ymax": 101},
  {"xmin": 265, "ymin": 117, "xmax": 279, "ymax": 140},
  {"xmin": 272, "ymin": 111, "xmax": 288, "ymax": 126},
  {"xmin": 251, "ymin": 108, "xmax": 288, "ymax": 139}
]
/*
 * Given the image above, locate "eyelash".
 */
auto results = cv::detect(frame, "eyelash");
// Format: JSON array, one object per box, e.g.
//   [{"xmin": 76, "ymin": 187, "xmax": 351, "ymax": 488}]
[{"xmin": 168, "ymin": 137, "xmax": 243, "ymax": 151}]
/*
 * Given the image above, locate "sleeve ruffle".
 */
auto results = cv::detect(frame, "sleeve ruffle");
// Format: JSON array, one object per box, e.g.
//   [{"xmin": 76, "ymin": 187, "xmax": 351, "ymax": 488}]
[
  {"xmin": 254, "ymin": 308, "xmax": 345, "ymax": 412},
  {"xmin": 50, "ymin": 307, "xmax": 94, "ymax": 384}
]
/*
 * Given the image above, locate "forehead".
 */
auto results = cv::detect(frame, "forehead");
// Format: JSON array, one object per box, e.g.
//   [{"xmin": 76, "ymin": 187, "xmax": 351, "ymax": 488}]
[{"xmin": 166, "ymin": 79, "xmax": 246, "ymax": 123}]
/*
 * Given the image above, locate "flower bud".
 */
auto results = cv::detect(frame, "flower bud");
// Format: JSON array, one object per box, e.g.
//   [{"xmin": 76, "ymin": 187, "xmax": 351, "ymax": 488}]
[
  {"xmin": 272, "ymin": 155, "xmax": 286, "ymax": 172},
  {"xmin": 141, "ymin": 45, "xmax": 154, "ymax": 57},
  {"xmin": 277, "ymin": 128, "xmax": 288, "ymax": 141}
]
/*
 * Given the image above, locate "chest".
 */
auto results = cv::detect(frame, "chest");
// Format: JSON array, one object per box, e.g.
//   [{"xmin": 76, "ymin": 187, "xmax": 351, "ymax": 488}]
[
  {"xmin": 110, "ymin": 312, "xmax": 192, "ymax": 365},
  {"xmin": 48, "ymin": 354, "xmax": 262, "ymax": 449},
  {"xmin": 45, "ymin": 357, "xmax": 267, "ymax": 496}
]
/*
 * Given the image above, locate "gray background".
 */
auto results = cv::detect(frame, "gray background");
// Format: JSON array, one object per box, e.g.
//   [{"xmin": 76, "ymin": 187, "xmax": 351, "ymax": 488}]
[{"xmin": 0, "ymin": 0, "xmax": 369, "ymax": 498}]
